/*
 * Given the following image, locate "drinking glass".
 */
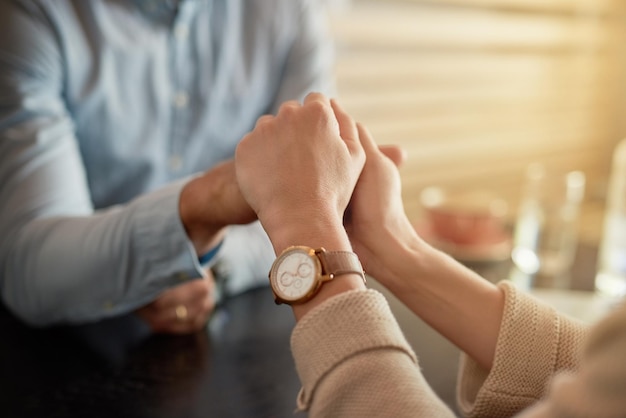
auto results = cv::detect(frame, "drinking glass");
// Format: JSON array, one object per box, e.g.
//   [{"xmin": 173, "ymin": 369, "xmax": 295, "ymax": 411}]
[{"xmin": 511, "ymin": 164, "xmax": 586, "ymax": 286}]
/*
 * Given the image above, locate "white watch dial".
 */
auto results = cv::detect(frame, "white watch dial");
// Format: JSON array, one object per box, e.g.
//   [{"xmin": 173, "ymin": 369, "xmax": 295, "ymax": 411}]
[{"xmin": 273, "ymin": 250, "xmax": 318, "ymax": 301}]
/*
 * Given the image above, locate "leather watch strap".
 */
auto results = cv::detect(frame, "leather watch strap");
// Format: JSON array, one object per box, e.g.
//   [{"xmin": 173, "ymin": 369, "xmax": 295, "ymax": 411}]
[{"xmin": 316, "ymin": 250, "xmax": 366, "ymax": 282}]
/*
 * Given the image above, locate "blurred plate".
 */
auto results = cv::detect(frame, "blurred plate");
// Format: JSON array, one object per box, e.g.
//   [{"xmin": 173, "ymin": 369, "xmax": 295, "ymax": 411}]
[{"xmin": 413, "ymin": 220, "xmax": 512, "ymax": 263}]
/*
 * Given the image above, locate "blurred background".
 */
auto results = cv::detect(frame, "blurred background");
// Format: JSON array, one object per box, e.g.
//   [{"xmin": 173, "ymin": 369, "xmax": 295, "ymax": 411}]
[
  {"xmin": 324, "ymin": 3, "xmax": 626, "ymax": 409},
  {"xmin": 327, "ymin": 0, "xmax": 626, "ymax": 247}
]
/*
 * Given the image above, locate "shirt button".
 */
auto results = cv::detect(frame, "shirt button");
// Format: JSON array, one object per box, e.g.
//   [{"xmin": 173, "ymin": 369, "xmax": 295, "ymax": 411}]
[
  {"xmin": 173, "ymin": 91, "xmax": 189, "ymax": 108},
  {"xmin": 175, "ymin": 272, "xmax": 190, "ymax": 282},
  {"xmin": 174, "ymin": 24, "xmax": 189, "ymax": 40},
  {"xmin": 103, "ymin": 301, "xmax": 114, "ymax": 310},
  {"xmin": 168, "ymin": 155, "xmax": 183, "ymax": 172}
]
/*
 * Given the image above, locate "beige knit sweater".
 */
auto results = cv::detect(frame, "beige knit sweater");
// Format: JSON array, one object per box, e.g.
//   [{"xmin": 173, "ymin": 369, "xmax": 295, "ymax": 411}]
[{"xmin": 291, "ymin": 281, "xmax": 626, "ymax": 417}]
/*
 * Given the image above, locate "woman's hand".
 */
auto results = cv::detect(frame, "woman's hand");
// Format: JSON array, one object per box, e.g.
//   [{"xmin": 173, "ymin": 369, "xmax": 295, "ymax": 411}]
[
  {"xmin": 343, "ymin": 120, "xmax": 425, "ymax": 285},
  {"xmin": 346, "ymin": 122, "xmax": 504, "ymax": 370}
]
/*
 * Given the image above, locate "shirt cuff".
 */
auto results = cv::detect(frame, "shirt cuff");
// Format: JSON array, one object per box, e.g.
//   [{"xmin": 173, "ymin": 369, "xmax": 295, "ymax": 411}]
[
  {"xmin": 124, "ymin": 179, "xmax": 206, "ymax": 305},
  {"xmin": 198, "ymin": 239, "xmax": 224, "ymax": 266},
  {"xmin": 212, "ymin": 221, "xmax": 275, "ymax": 297}
]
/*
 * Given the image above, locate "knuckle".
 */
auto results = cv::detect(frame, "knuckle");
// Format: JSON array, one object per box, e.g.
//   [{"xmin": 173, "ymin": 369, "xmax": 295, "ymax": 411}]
[
  {"xmin": 279, "ymin": 103, "xmax": 299, "ymax": 118},
  {"xmin": 255, "ymin": 114, "xmax": 273, "ymax": 128},
  {"xmin": 307, "ymin": 99, "xmax": 328, "ymax": 115}
]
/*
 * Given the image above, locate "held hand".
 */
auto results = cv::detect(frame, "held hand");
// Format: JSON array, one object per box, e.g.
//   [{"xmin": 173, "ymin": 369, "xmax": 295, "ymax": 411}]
[
  {"xmin": 347, "ymin": 124, "xmax": 506, "ymax": 370},
  {"xmin": 343, "ymin": 121, "xmax": 425, "ymax": 281},
  {"xmin": 235, "ymin": 93, "xmax": 365, "ymax": 249},
  {"xmin": 135, "ymin": 271, "xmax": 216, "ymax": 335}
]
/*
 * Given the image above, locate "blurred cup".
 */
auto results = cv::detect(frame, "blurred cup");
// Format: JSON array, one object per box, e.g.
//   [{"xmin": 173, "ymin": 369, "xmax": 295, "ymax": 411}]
[
  {"xmin": 420, "ymin": 186, "xmax": 508, "ymax": 247},
  {"xmin": 511, "ymin": 163, "xmax": 586, "ymax": 281}
]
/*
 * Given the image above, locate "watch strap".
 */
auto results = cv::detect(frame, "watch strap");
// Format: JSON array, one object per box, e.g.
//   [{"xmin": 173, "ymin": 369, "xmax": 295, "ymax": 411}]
[{"xmin": 316, "ymin": 249, "xmax": 366, "ymax": 282}]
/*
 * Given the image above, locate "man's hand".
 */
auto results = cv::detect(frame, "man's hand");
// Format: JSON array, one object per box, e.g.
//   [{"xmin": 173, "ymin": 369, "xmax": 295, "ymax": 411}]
[{"xmin": 135, "ymin": 270, "xmax": 216, "ymax": 334}]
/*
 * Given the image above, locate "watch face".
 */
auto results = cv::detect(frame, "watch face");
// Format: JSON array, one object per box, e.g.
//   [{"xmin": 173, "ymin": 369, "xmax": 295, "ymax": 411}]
[{"xmin": 271, "ymin": 248, "xmax": 319, "ymax": 302}]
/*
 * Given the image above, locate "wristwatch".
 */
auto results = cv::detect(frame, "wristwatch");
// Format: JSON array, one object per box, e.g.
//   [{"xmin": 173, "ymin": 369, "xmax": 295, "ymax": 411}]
[{"xmin": 269, "ymin": 246, "xmax": 365, "ymax": 305}]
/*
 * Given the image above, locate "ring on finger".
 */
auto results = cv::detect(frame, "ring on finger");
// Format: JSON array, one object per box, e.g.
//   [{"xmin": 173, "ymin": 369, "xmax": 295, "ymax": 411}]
[{"xmin": 175, "ymin": 305, "xmax": 188, "ymax": 321}]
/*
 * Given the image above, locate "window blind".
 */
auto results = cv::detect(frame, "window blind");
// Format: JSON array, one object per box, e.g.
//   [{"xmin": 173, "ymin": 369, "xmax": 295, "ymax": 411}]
[{"xmin": 331, "ymin": 0, "xmax": 626, "ymax": 240}]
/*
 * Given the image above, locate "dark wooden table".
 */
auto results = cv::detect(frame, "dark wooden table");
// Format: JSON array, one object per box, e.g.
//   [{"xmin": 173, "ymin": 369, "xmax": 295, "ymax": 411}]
[
  {"xmin": 0, "ymin": 244, "xmax": 599, "ymax": 418},
  {"xmin": 368, "ymin": 241, "xmax": 600, "ymax": 416},
  {"xmin": 0, "ymin": 286, "xmax": 303, "ymax": 418}
]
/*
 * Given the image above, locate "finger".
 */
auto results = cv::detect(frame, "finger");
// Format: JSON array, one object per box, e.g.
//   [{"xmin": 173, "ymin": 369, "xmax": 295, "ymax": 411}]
[
  {"xmin": 183, "ymin": 278, "xmax": 213, "ymax": 308},
  {"xmin": 330, "ymin": 99, "xmax": 359, "ymax": 147},
  {"xmin": 254, "ymin": 114, "xmax": 274, "ymax": 128},
  {"xmin": 141, "ymin": 291, "xmax": 214, "ymax": 334},
  {"xmin": 160, "ymin": 315, "xmax": 205, "ymax": 335},
  {"xmin": 152, "ymin": 279, "xmax": 208, "ymax": 310},
  {"xmin": 379, "ymin": 145, "xmax": 407, "ymax": 167},
  {"xmin": 356, "ymin": 122, "xmax": 379, "ymax": 154},
  {"xmin": 193, "ymin": 297, "xmax": 216, "ymax": 328},
  {"xmin": 171, "ymin": 299, "xmax": 214, "ymax": 334},
  {"xmin": 331, "ymin": 99, "xmax": 364, "ymax": 169},
  {"xmin": 357, "ymin": 123, "xmax": 405, "ymax": 167},
  {"xmin": 174, "ymin": 295, "xmax": 215, "ymax": 334},
  {"xmin": 277, "ymin": 99, "xmax": 301, "ymax": 115},
  {"xmin": 135, "ymin": 307, "xmax": 172, "ymax": 334},
  {"xmin": 303, "ymin": 92, "xmax": 331, "ymax": 107}
]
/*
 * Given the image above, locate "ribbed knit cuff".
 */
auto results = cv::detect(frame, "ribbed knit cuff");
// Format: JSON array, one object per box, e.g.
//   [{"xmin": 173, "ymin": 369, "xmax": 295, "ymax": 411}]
[{"xmin": 457, "ymin": 281, "xmax": 562, "ymax": 418}]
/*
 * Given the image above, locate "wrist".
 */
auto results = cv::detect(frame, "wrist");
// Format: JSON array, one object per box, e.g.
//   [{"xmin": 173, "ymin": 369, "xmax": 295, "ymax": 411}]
[
  {"xmin": 366, "ymin": 219, "xmax": 432, "ymax": 290},
  {"xmin": 179, "ymin": 175, "xmax": 225, "ymax": 255},
  {"xmin": 265, "ymin": 215, "xmax": 366, "ymax": 321},
  {"xmin": 179, "ymin": 162, "xmax": 255, "ymax": 255},
  {"xmin": 265, "ymin": 213, "xmax": 351, "ymax": 255}
]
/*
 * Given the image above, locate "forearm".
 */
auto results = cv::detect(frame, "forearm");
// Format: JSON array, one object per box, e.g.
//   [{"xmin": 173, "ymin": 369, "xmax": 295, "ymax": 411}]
[
  {"xmin": 376, "ymin": 228, "xmax": 504, "ymax": 370},
  {"xmin": 292, "ymin": 290, "xmax": 455, "ymax": 417},
  {"xmin": 2, "ymin": 182, "xmax": 205, "ymax": 325},
  {"xmin": 457, "ymin": 281, "xmax": 589, "ymax": 417}
]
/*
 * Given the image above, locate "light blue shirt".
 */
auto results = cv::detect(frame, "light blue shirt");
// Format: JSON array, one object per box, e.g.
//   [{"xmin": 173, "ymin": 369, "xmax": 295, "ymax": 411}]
[{"xmin": 0, "ymin": 0, "xmax": 335, "ymax": 325}]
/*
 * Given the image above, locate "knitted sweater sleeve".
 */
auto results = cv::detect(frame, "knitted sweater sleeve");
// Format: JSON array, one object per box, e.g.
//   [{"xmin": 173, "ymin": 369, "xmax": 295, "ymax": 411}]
[
  {"xmin": 457, "ymin": 281, "xmax": 589, "ymax": 417},
  {"xmin": 518, "ymin": 300, "xmax": 626, "ymax": 417},
  {"xmin": 291, "ymin": 289, "xmax": 455, "ymax": 418}
]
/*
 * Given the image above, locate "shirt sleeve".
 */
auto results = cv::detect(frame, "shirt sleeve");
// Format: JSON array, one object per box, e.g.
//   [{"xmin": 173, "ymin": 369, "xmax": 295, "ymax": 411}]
[
  {"xmin": 209, "ymin": 0, "xmax": 337, "ymax": 296},
  {"xmin": 213, "ymin": 221, "xmax": 275, "ymax": 298},
  {"xmin": 0, "ymin": 1, "xmax": 205, "ymax": 326},
  {"xmin": 456, "ymin": 281, "xmax": 589, "ymax": 418},
  {"xmin": 291, "ymin": 289, "xmax": 456, "ymax": 417}
]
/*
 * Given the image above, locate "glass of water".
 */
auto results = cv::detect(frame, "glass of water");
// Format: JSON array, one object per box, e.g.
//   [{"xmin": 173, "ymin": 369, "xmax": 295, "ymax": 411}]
[
  {"xmin": 511, "ymin": 163, "xmax": 586, "ymax": 285},
  {"xmin": 595, "ymin": 139, "xmax": 626, "ymax": 298}
]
